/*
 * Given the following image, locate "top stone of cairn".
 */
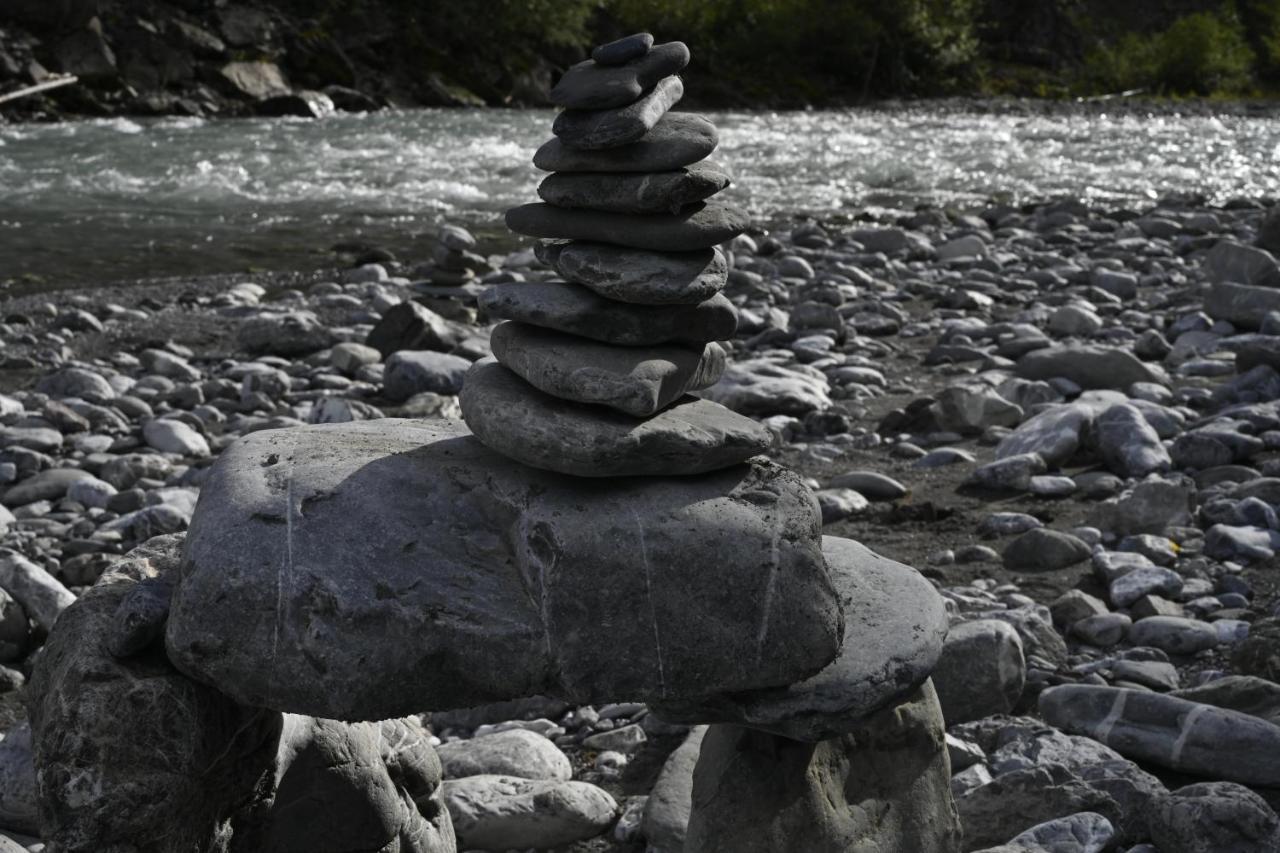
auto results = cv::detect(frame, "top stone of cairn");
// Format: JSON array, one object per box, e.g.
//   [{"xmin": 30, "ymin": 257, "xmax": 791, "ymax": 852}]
[
  {"xmin": 465, "ymin": 34, "xmax": 760, "ymax": 478},
  {"xmin": 592, "ymin": 32, "xmax": 655, "ymax": 66},
  {"xmin": 551, "ymin": 39, "xmax": 690, "ymax": 110}
]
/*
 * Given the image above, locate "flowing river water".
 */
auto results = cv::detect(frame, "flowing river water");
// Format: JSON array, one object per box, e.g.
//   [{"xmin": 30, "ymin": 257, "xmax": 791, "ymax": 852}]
[{"xmin": 2, "ymin": 107, "xmax": 1279, "ymax": 289}]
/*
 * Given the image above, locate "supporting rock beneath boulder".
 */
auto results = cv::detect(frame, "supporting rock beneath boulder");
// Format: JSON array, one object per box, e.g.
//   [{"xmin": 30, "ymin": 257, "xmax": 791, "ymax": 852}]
[
  {"xmin": 28, "ymin": 535, "xmax": 281, "ymax": 852},
  {"xmin": 683, "ymin": 681, "xmax": 961, "ymax": 853}
]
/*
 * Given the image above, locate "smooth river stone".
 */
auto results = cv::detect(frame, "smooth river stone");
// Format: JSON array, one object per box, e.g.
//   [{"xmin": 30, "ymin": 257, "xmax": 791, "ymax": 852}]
[
  {"xmin": 459, "ymin": 359, "xmax": 772, "ymax": 477},
  {"xmin": 592, "ymin": 32, "xmax": 653, "ymax": 66},
  {"xmin": 480, "ymin": 281, "xmax": 737, "ymax": 345},
  {"xmin": 1039, "ymin": 684, "xmax": 1280, "ymax": 787},
  {"xmin": 550, "ymin": 41, "xmax": 689, "ymax": 110},
  {"xmin": 506, "ymin": 199, "xmax": 748, "ymax": 253},
  {"xmin": 490, "ymin": 322, "xmax": 724, "ymax": 417},
  {"xmin": 555, "ymin": 242, "xmax": 728, "ymax": 305},
  {"xmin": 538, "ymin": 163, "xmax": 732, "ymax": 215},
  {"xmin": 652, "ymin": 536, "xmax": 948, "ymax": 742},
  {"xmin": 166, "ymin": 417, "xmax": 840, "ymax": 720},
  {"xmin": 533, "ymin": 113, "xmax": 717, "ymax": 173},
  {"xmin": 554, "ymin": 75, "xmax": 684, "ymax": 150}
]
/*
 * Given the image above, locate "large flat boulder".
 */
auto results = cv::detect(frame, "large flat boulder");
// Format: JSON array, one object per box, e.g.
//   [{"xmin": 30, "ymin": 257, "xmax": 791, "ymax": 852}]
[{"xmin": 166, "ymin": 419, "xmax": 842, "ymax": 721}]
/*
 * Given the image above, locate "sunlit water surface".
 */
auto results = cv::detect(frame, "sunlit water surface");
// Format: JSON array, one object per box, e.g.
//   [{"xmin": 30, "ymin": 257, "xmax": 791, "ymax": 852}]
[{"xmin": 2, "ymin": 108, "xmax": 1279, "ymax": 288}]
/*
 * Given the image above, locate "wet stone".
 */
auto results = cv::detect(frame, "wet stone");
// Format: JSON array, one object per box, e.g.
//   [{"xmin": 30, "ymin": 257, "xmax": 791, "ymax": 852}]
[
  {"xmin": 533, "ymin": 112, "xmax": 718, "ymax": 173},
  {"xmin": 537, "ymin": 163, "xmax": 732, "ymax": 215},
  {"xmin": 479, "ymin": 281, "xmax": 736, "ymax": 345},
  {"xmin": 488, "ymin": 322, "xmax": 725, "ymax": 418}
]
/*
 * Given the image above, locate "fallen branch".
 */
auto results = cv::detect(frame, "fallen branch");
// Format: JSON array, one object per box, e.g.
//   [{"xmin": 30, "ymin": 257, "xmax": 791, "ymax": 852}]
[{"xmin": 0, "ymin": 74, "xmax": 79, "ymax": 106}]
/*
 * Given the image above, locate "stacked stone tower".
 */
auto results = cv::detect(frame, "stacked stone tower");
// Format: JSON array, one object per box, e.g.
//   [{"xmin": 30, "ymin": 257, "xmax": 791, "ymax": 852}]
[
  {"xmin": 27, "ymin": 32, "xmax": 960, "ymax": 853},
  {"xmin": 461, "ymin": 34, "xmax": 763, "ymax": 478}
]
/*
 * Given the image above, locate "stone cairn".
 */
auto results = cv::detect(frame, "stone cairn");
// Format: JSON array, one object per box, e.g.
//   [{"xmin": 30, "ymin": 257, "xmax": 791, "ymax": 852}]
[{"xmin": 27, "ymin": 33, "xmax": 959, "ymax": 853}]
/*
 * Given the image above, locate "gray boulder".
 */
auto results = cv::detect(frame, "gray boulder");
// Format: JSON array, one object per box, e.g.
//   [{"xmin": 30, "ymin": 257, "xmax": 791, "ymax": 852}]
[
  {"xmin": 1094, "ymin": 404, "xmax": 1171, "ymax": 478},
  {"xmin": 932, "ymin": 620, "xmax": 1026, "ymax": 725},
  {"xmin": 28, "ymin": 535, "xmax": 282, "ymax": 852},
  {"xmin": 683, "ymin": 682, "xmax": 961, "ymax": 853},
  {"xmin": 1002, "ymin": 528, "xmax": 1091, "ymax": 572},
  {"xmin": 652, "ymin": 536, "xmax": 947, "ymax": 741},
  {"xmin": 996, "ymin": 404, "xmax": 1092, "ymax": 467},
  {"xmin": 702, "ymin": 358, "xmax": 831, "ymax": 416},
  {"xmin": 166, "ymin": 418, "xmax": 842, "ymax": 720},
  {"xmin": 383, "ymin": 351, "xmax": 471, "ymax": 401},
  {"xmin": 1203, "ymin": 240, "xmax": 1280, "ymax": 288},
  {"xmin": 238, "ymin": 715, "xmax": 455, "ymax": 853},
  {"xmin": 436, "ymin": 730, "xmax": 570, "ymax": 782},
  {"xmin": 1004, "ymin": 811, "xmax": 1115, "ymax": 853},
  {"xmin": 1015, "ymin": 345, "xmax": 1164, "ymax": 390},
  {"xmin": 442, "ymin": 776, "xmax": 615, "ymax": 851},
  {"xmin": 237, "ymin": 311, "xmax": 335, "ymax": 356},
  {"xmin": 1040, "ymin": 685, "xmax": 1280, "ymax": 786},
  {"xmin": 1204, "ymin": 281, "xmax": 1280, "ymax": 329},
  {"xmin": 1150, "ymin": 781, "xmax": 1280, "ymax": 853},
  {"xmin": 640, "ymin": 726, "xmax": 706, "ymax": 853},
  {"xmin": 1171, "ymin": 675, "xmax": 1280, "ymax": 727}
]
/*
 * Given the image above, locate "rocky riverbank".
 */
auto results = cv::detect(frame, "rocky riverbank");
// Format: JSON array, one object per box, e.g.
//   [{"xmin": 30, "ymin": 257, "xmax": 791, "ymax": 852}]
[{"xmin": 3, "ymin": 194, "xmax": 1280, "ymax": 850}]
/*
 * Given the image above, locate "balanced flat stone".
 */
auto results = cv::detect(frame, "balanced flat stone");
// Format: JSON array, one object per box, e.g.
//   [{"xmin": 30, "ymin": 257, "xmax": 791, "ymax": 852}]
[
  {"xmin": 460, "ymin": 358, "xmax": 772, "ymax": 477},
  {"xmin": 506, "ymin": 199, "xmax": 748, "ymax": 252},
  {"xmin": 550, "ymin": 41, "xmax": 689, "ymax": 110},
  {"xmin": 652, "ymin": 536, "xmax": 948, "ymax": 742},
  {"xmin": 554, "ymin": 76, "xmax": 684, "ymax": 150},
  {"xmin": 538, "ymin": 163, "xmax": 732, "ymax": 215},
  {"xmin": 480, "ymin": 281, "xmax": 737, "ymax": 345},
  {"xmin": 165, "ymin": 417, "xmax": 840, "ymax": 720},
  {"xmin": 490, "ymin": 322, "xmax": 725, "ymax": 417},
  {"xmin": 1040, "ymin": 684, "xmax": 1280, "ymax": 787},
  {"xmin": 533, "ymin": 112, "xmax": 717, "ymax": 173},
  {"xmin": 555, "ymin": 242, "xmax": 729, "ymax": 304},
  {"xmin": 592, "ymin": 32, "xmax": 653, "ymax": 66}
]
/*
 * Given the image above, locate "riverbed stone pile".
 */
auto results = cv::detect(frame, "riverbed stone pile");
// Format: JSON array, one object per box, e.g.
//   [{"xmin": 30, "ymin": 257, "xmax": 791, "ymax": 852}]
[
  {"xmin": 3, "ymin": 32, "xmax": 965, "ymax": 853},
  {"xmin": 2, "ymin": 202, "xmax": 1280, "ymax": 853},
  {"xmin": 475, "ymin": 34, "xmax": 760, "ymax": 477}
]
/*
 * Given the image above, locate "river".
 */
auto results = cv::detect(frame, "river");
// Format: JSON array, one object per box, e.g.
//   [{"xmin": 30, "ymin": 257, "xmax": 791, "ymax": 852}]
[{"xmin": 2, "ymin": 107, "xmax": 1279, "ymax": 289}]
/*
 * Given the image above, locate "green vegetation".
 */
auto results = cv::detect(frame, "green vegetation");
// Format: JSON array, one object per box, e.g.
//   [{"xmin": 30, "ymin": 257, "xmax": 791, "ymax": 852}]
[
  {"xmin": 606, "ymin": 0, "xmax": 980, "ymax": 101},
  {"xmin": 280, "ymin": 0, "xmax": 1280, "ymax": 103},
  {"xmin": 1080, "ymin": 9, "xmax": 1254, "ymax": 95}
]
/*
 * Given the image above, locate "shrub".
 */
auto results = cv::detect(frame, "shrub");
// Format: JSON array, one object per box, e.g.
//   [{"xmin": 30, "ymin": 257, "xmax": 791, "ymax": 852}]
[{"xmin": 1079, "ymin": 9, "xmax": 1254, "ymax": 95}]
